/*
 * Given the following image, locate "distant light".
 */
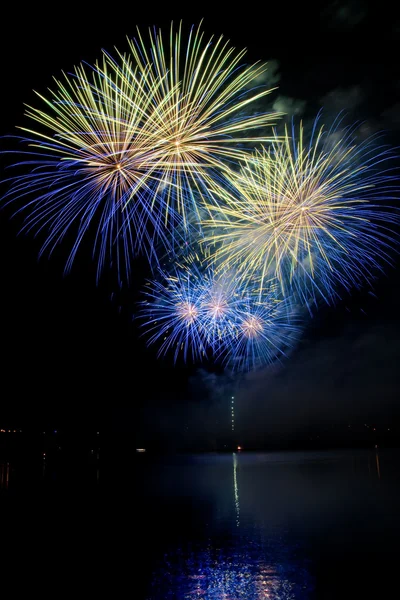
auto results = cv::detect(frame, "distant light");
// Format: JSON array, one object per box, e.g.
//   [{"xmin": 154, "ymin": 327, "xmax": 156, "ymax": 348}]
[
  {"xmin": 231, "ymin": 396, "xmax": 234, "ymax": 399},
  {"xmin": 237, "ymin": 446, "xmax": 242, "ymax": 451},
  {"xmin": 54, "ymin": 430, "xmax": 57, "ymax": 434},
  {"xmin": 136, "ymin": 448, "xmax": 146, "ymax": 453}
]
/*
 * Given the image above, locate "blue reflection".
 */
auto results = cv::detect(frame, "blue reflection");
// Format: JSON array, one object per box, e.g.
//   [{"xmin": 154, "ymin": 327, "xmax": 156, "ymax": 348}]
[
  {"xmin": 149, "ymin": 452, "xmax": 313, "ymax": 599},
  {"xmin": 149, "ymin": 538, "xmax": 313, "ymax": 599}
]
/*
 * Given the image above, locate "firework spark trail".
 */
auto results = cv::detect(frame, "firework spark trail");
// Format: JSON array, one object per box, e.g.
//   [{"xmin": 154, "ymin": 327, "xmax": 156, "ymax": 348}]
[
  {"xmin": 102, "ymin": 21, "xmax": 281, "ymax": 228},
  {"xmin": 139, "ymin": 254, "xmax": 300, "ymax": 371},
  {"xmin": 222, "ymin": 282, "xmax": 300, "ymax": 371},
  {"xmin": 3, "ymin": 25, "xmax": 399, "ymax": 373},
  {"xmin": 3, "ymin": 57, "xmax": 177, "ymax": 280},
  {"xmin": 202, "ymin": 116, "xmax": 400, "ymax": 307},
  {"xmin": 138, "ymin": 264, "xmax": 208, "ymax": 363},
  {"xmin": 3, "ymin": 22, "xmax": 280, "ymax": 280}
]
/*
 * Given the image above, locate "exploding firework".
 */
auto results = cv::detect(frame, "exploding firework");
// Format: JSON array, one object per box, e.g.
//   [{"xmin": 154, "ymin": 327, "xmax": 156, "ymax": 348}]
[
  {"xmin": 139, "ymin": 255, "xmax": 300, "ymax": 371},
  {"xmin": 115, "ymin": 22, "xmax": 280, "ymax": 225},
  {"xmin": 3, "ymin": 22, "xmax": 280, "ymax": 279},
  {"xmin": 223, "ymin": 283, "xmax": 299, "ymax": 371},
  {"xmin": 203, "ymin": 116, "xmax": 399, "ymax": 306},
  {"xmin": 188, "ymin": 255, "xmax": 241, "ymax": 353},
  {"xmin": 3, "ymin": 56, "xmax": 172, "ymax": 280},
  {"xmin": 138, "ymin": 263, "xmax": 208, "ymax": 363}
]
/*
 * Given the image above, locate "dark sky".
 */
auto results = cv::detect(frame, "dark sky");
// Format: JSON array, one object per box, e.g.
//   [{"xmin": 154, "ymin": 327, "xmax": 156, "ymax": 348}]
[{"xmin": 1, "ymin": 1, "xmax": 400, "ymax": 444}]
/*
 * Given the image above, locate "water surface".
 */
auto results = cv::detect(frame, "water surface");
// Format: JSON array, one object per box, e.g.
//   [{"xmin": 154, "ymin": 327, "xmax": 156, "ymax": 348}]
[{"xmin": 1, "ymin": 448, "xmax": 399, "ymax": 598}]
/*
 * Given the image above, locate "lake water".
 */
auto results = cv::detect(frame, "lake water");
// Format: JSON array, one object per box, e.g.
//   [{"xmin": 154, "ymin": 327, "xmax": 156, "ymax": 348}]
[{"xmin": 1, "ymin": 448, "xmax": 399, "ymax": 598}]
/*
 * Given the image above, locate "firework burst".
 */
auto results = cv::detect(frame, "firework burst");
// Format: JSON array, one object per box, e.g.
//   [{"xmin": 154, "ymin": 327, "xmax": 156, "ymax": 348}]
[
  {"xmin": 138, "ymin": 263, "xmax": 208, "ymax": 363},
  {"xmin": 222, "ymin": 283, "xmax": 300, "ymax": 371},
  {"xmin": 203, "ymin": 116, "xmax": 399, "ymax": 306},
  {"xmin": 115, "ymin": 22, "xmax": 280, "ymax": 225},
  {"xmin": 183, "ymin": 253, "xmax": 242, "ymax": 352},
  {"xmin": 2, "ymin": 56, "xmax": 174, "ymax": 280},
  {"xmin": 3, "ymin": 22, "xmax": 280, "ymax": 279},
  {"xmin": 139, "ymin": 254, "xmax": 300, "ymax": 371}
]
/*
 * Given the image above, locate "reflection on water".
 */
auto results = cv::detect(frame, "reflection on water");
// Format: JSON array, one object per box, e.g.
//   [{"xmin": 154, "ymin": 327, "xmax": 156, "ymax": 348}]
[
  {"xmin": 148, "ymin": 452, "xmax": 313, "ymax": 599},
  {"xmin": 1, "ymin": 447, "xmax": 400, "ymax": 599},
  {"xmin": 149, "ymin": 540, "xmax": 311, "ymax": 599},
  {"xmin": 375, "ymin": 451, "xmax": 381, "ymax": 479},
  {"xmin": 233, "ymin": 452, "xmax": 240, "ymax": 528},
  {"xmin": 141, "ymin": 448, "xmax": 400, "ymax": 599},
  {"xmin": 0, "ymin": 462, "xmax": 10, "ymax": 489},
  {"xmin": 0, "ymin": 446, "xmax": 100, "ymax": 492}
]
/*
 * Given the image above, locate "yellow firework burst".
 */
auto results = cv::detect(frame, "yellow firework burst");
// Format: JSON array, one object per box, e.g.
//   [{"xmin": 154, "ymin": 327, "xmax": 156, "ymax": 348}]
[
  {"xmin": 202, "ymin": 119, "xmax": 399, "ymax": 303},
  {"xmin": 12, "ymin": 55, "xmax": 177, "ymax": 276},
  {"xmin": 6, "ymin": 22, "xmax": 280, "ymax": 277},
  {"xmin": 22, "ymin": 57, "xmax": 159, "ymax": 196},
  {"xmin": 103, "ymin": 21, "xmax": 280, "ymax": 223}
]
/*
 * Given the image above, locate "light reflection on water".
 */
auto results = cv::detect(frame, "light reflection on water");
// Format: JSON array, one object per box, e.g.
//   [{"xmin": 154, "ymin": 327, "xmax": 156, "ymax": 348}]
[
  {"xmin": 148, "ymin": 453, "xmax": 313, "ymax": 599},
  {"xmin": 0, "ymin": 462, "xmax": 10, "ymax": 490},
  {"xmin": 149, "ymin": 541, "xmax": 311, "ymax": 599},
  {"xmin": 0, "ymin": 446, "xmax": 100, "ymax": 491},
  {"xmin": 1, "ymin": 447, "xmax": 399, "ymax": 599},
  {"xmin": 233, "ymin": 452, "xmax": 240, "ymax": 528},
  {"xmin": 141, "ymin": 448, "xmax": 400, "ymax": 599}
]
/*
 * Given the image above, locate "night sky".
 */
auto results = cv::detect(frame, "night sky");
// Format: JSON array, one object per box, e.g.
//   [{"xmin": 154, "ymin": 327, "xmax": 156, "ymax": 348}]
[{"xmin": 1, "ymin": 2, "xmax": 400, "ymax": 446}]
